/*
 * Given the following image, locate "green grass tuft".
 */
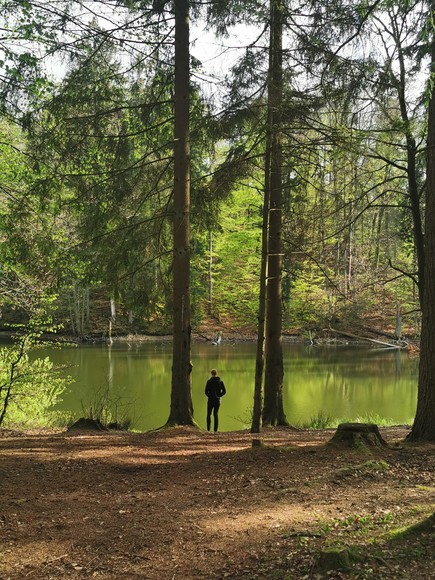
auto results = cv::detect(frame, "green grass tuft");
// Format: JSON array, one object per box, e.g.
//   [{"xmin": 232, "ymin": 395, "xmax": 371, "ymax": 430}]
[{"xmin": 298, "ymin": 410, "xmax": 336, "ymax": 429}]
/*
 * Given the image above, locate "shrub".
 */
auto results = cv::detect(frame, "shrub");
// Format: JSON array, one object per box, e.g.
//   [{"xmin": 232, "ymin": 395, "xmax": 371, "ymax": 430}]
[{"xmin": 0, "ymin": 332, "xmax": 73, "ymax": 429}]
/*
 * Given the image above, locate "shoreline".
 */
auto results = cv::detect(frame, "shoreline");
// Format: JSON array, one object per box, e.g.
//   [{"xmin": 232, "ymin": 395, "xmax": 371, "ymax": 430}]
[{"xmin": 0, "ymin": 327, "xmax": 417, "ymax": 350}]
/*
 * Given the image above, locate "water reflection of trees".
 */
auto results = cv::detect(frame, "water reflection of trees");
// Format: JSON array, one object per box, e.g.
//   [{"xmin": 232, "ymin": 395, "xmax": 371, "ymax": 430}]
[{"xmin": 42, "ymin": 343, "xmax": 418, "ymax": 429}]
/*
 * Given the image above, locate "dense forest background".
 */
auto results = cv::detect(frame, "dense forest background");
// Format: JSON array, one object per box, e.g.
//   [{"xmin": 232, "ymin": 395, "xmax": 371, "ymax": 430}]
[{"xmin": 0, "ymin": 0, "xmax": 430, "ymax": 340}]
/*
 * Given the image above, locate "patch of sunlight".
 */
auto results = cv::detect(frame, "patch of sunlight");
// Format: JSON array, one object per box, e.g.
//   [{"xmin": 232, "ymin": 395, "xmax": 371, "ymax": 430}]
[{"xmin": 199, "ymin": 503, "xmax": 320, "ymax": 536}]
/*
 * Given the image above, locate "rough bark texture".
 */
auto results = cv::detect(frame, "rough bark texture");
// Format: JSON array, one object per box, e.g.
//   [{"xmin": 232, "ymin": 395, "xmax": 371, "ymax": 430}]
[
  {"xmin": 263, "ymin": 0, "xmax": 288, "ymax": 426},
  {"xmin": 329, "ymin": 423, "xmax": 388, "ymax": 449},
  {"xmin": 167, "ymin": 0, "xmax": 194, "ymax": 426},
  {"xmin": 409, "ymin": 16, "xmax": 435, "ymax": 441}
]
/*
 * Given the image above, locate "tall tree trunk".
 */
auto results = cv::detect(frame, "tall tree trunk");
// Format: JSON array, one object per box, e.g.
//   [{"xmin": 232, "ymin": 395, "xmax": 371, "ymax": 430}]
[
  {"xmin": 406, "ymin": 136, "xmax": 425, "ymax": 305},
  {"xmin": 263, "ymin": 0, "xmax": 288, "ymax": 426},
  {"xmin": 167, "ymin": 0, "xmax": 194, "ymax": 426},
  {"xmin": 392, "ymin": 15, "xmax": 425, "ymax": 305},
  {"xmin": 251, "ymin": 80, "xmax": 273, "ymax": 434},
  {"xmin": 409, "ymin": 14, "xmax": 435, "ymax": 441},
  {"xmin": 208, "ymin": 231, "xmax": 213, "ymax": 316}
]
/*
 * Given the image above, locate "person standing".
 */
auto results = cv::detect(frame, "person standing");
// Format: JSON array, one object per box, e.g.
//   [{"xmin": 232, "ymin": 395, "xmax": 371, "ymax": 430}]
[{"xmin": 205, "ymin": 369, "xmax": 226, "ymax": 432}]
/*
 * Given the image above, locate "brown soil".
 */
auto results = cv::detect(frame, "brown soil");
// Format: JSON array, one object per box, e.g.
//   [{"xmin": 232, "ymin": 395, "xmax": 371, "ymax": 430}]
[{"xmin": 1, "ymin": 426, "xmax": 434, "ymax": 579}]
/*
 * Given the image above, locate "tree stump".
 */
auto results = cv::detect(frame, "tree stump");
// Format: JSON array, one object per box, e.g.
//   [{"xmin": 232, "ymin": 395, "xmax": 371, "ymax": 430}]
[
  {"xmin": 67, "ymin": 418, "xmax": 108, "ymax": 433},
  {"xmin": 316, "ymin": 547, "xmax": 354, "ymax": 572},
  {"xmin": 329, "ymin": 423, "xmax": 388, "ymax": 449}
]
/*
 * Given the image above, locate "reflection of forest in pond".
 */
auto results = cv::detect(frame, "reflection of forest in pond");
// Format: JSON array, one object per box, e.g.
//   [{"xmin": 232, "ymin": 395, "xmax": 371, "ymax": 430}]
[{"xmin": 39, "ymin": 342, "xmax": 418, "ymax": 432}]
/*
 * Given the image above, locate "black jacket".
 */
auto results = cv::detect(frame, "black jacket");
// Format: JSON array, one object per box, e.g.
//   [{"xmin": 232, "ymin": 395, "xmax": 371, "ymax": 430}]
[{"xmin": 205, "ymin": 376, "xmax": 226, "ymax": 401}]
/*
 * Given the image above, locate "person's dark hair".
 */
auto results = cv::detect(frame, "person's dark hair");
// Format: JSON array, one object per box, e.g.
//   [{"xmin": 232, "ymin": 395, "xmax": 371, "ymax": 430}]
[{"xmin": 211, "ymin": 369, "xmax": 217, "ymax": 376}]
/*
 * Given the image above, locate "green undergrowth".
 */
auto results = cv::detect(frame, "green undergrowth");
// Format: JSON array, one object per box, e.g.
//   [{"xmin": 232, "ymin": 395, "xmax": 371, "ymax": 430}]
[
  {"xmin": 386, "ymin": 511, "xmax": 435, "ymax": 541},
  {"xmin": 0, "ymin": 327, "xmax": 74, "ymax": 430},
  {"xmin": 309, "ymin": 507, "xmax": 435, "ymax": 576},
  {"xmin": 333, "ymin": 459, "xmax": 390, "ymax": 478},
  {"xmin": 297, "ymin": 411, "xmax": 413, "ymax": 429},
  {"xmin": 318, "ymin": 510, "xmax": 397, "ymax": 538}
]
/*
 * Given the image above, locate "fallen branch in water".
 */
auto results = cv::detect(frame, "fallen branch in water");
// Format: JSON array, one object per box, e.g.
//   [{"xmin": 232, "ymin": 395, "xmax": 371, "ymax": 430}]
[{"xmin": 329, "ymin": 328, "xmax": 406, "ymax": 349}]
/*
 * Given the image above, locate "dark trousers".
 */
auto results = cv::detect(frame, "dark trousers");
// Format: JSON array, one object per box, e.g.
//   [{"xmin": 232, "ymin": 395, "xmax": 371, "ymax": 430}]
[{"xmin": 206, "ymin": 398, "xmax": 221, "ymax": 432}]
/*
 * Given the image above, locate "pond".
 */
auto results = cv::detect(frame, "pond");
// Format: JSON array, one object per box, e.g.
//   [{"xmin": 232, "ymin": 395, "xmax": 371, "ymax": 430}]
[{"xmin": 35, "ymin": 340, "xmax": 418, "ymax": 432}]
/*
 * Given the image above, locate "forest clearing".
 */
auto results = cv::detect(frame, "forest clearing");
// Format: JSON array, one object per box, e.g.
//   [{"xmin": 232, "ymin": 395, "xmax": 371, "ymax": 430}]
[{"xmin": 1, "ymin": 425, "xmax": 434, "ymax": 579}]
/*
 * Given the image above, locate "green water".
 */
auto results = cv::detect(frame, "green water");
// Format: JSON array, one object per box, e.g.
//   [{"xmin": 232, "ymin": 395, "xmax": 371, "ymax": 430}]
[{"xmin": 36, "ymin": 341, "xmax": 418, "ymax": 432}]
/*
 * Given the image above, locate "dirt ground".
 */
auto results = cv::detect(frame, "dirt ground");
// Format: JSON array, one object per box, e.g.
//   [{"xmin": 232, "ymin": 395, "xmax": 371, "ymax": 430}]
[{"xmin": 0, "ymin": 425, "xmax": 434, "ymax": 579}]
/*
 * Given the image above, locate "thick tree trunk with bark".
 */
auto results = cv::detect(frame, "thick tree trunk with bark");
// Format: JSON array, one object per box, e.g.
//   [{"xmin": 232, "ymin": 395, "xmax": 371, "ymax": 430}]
[
  {"xmin": 167, "ymin": 0, "xmax": 194, "ymax": 426},
  {"xmin": 409, "ymin": 17, "xmax": 435, "ymax": 441},
  {"xmin": 263, "ymin": 0, "xmax": 288, "ymax": 426}
]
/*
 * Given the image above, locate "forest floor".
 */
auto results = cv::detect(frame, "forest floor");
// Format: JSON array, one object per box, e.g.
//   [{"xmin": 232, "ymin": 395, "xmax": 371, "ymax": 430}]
[{"xmin": 0, "ymin": 425, "xmax": 434, "ymax": 580}]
